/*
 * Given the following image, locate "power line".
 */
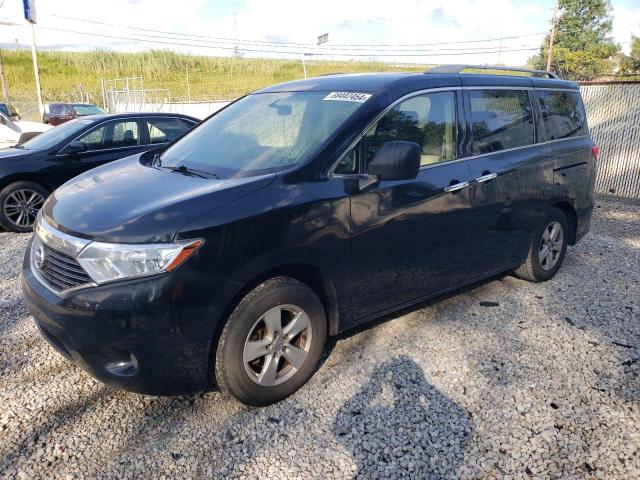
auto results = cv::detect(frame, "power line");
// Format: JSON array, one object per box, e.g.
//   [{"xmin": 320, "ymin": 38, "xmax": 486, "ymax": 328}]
[
  {"xmin": 45, "ymin": 13, "xmax": 546, "ymax": 49},
  {"xmin": 37, "ymin": 25, "xmax": 540, "ymax": 57},
  {"xmin": 44, "ymin": 21, "xmax": 540, "ymax": 54}
]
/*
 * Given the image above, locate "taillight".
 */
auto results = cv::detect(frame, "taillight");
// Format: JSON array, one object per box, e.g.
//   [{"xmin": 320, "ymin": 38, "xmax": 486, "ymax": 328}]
[{"xmin": 592, "ymin": 145, "xmax": 600, "ymax": 161}]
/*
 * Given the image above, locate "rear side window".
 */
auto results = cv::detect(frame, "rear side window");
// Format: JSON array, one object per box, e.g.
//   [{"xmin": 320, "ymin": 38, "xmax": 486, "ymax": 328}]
[
  {"xmin": 538, "ymin": 91, "xmax": 587, "ymax": 140},
  {"xmin": 470, "ymin": 90, "xmax": 534, "ymax": 154},
  {"xmin": 146, "ymin": 117, "xmax": 193, "ymax": 144}
]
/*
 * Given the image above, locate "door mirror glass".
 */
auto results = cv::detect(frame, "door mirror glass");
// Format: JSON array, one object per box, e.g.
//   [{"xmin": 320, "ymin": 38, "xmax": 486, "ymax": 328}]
[{"xmin": 367, "ymin": 140, "xmax": 420, "ymax": 181}]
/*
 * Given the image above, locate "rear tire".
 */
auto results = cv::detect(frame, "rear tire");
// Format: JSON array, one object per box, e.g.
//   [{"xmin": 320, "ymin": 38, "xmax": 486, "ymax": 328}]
[
  {"xmin": 215, "ymin": 276, "xmax": 327, "ymax": 406},
  {"xmin": 515, "ymin": 207, "xmax": 568, "ymax": 282},
  {"xmin": 0, "ymin": 181, "xmax": 49, "ymax": 233}
]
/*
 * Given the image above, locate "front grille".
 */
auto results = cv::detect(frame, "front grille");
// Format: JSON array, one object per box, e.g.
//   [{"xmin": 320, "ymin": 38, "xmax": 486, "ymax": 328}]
[{"xmin": 38, "ymin": 244, "xmax": 92, "ymax": 292}]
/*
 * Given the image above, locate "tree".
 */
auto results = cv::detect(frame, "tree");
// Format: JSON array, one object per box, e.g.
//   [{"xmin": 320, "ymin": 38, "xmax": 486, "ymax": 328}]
[
  {"xmin": 528, "ymin": 0, "xmax": 620, "ymax": 80},
  {"xmin": 620, "ymin": 35, "xmax": 640, "ymax": 75}
]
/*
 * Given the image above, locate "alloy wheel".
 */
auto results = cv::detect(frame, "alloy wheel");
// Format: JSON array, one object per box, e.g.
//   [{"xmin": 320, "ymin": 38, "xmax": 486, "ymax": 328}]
[
  {"xmin": 3, "ymin": 189, "xmax": 45, "ymax": 229},
  {"xmin": 538, "ymin": 221, "xmax": 563, "ymax": 271},
  {"xmin": 243, "ymin": 304, "xmax": 313, "ymax": 386}
]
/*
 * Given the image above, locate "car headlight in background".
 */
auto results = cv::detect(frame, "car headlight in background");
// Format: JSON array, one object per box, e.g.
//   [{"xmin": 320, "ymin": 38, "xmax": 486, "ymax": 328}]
[{"xmin": 76, "ymin": 239, "xmax": 203, "ymax": 284}]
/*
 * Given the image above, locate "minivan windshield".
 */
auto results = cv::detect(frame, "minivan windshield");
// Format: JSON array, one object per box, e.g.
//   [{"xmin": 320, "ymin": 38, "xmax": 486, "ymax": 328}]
[
  {"xmin": 159, "ymin": 92, "xmax": 365, "ymax": 177},
  {"xmin": 21, "ymin": 118, "xmax": 94, "ymax": 150}
]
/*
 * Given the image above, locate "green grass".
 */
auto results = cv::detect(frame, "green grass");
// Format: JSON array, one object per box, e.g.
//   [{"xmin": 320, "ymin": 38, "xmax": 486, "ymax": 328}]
[{"xmin": 2, "ymin": 49, "xmax": 427, "ymax": 103}]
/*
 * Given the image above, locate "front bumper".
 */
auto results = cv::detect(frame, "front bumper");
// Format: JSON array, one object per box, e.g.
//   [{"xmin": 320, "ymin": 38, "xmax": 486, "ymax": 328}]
[{"xmin": 22, "ymin": 242, "xmax": 237, "ymax": 395}]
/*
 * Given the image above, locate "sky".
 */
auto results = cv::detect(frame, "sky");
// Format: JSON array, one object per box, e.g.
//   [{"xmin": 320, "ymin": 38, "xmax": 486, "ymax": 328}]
[{"xmin": 0, "ymin": 0, "xmax": 639, "ymax": 66}]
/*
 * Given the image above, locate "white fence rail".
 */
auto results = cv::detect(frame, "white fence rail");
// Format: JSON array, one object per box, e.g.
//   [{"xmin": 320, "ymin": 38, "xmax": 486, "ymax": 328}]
[
  {"xmin": 581, "ymin": 83, "xmax": 640, "ymax": 199},
  {"xmin": 110, "ymin": 100, "xmax": 232, "ymax": 119}
]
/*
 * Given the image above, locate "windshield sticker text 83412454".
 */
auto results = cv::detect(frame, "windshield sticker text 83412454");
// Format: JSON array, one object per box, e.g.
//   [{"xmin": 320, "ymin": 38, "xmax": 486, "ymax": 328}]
[{"xmin": 323, "ymin": 92, "xmax": 372, "ymax": 103}]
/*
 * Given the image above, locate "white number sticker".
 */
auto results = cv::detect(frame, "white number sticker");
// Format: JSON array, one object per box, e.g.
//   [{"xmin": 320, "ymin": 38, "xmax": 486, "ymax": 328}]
[{"xmin": 323, "ymin": 91, "xmax": 372, "ymax": 103}]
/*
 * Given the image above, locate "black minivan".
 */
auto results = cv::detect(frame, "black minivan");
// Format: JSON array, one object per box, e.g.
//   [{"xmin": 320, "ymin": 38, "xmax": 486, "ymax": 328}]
[{"xmin": 22, "ymin": 66, "xmax": 597, "ymax": 406}]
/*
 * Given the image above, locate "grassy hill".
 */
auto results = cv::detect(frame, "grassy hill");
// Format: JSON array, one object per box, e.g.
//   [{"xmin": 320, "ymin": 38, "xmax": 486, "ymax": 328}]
[{"xmin": 2, "ymin": 49, "xmax": 427, "ymax": 105}]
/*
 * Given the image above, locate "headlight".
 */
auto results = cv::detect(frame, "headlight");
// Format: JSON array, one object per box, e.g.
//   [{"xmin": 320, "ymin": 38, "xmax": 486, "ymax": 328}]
[{"xmin": 76, "ymin": 239, "xmax": 202, "ymax": 284}]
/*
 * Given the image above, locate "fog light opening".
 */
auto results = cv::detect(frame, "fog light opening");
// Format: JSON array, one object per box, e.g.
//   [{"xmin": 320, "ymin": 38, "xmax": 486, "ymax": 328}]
[{"xmin": 105, "ymin": 353, "xmax": 139, "ymax": 377}]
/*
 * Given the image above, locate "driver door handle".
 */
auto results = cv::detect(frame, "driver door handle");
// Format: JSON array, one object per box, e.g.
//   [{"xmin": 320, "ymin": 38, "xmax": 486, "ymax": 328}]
[
  {"xmin": 444, "ymin": 181, "xmax": 469, "ymax": 193},
  {"xmin": 476, "ymin": 173, "xmax": 497, "ymax": 183}
]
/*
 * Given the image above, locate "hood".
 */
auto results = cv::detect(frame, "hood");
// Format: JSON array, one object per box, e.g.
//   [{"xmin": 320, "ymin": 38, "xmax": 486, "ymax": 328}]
[
  {"xmin": 0, "ymin": 147, "xmax": 32, "ymax": 159},
  {"xmin": 43, "ymin": 156, "xmax": 276, "ymax": 243},
  {"xmin": 16, "ymin": 120, "xmax": 51, "ymax": 133},
  {"xmin": 0, "ymin": 120, "xmax": 50, "ymax": 144}
]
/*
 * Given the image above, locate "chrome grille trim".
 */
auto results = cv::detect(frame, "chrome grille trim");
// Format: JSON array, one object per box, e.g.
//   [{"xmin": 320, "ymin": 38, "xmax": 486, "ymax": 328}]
[
  {"xmin": 30, "ymin": 214, "xmax": 96, "ymax": 296},
  {"xmin": 34, "ymin": 214, "xmax": 90, "ymax": 258},
  {"xmin": 38, "ymin": 244, "xmax": 92, "ymax": 287}
]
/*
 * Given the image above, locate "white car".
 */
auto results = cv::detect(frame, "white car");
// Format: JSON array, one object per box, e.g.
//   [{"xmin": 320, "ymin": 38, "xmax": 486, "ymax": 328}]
[{"xmin": 0, "ymin": 112, "xmax": 51, "ymax": 149}]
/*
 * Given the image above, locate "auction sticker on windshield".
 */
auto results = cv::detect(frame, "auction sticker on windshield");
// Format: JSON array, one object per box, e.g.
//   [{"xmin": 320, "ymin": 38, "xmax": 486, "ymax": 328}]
[{"xmin": 323, "ymin": 92, "xmax": 372, "ymax": 103}]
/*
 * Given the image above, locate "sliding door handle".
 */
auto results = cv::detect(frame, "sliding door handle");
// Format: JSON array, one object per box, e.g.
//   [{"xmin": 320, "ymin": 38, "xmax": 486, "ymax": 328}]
[
  {"xmin": 476, "ymin": 172, "xmax": 497, "ymax": 183},
  {"xmin": 444, "ymin": 181, "xmax": 469, "ymax": 193}
]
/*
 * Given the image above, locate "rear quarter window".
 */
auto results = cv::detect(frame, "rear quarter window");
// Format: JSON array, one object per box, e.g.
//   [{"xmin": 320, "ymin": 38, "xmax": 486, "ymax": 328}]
[
  {"xmin": 146, "ymin": 117, "xmax": 194, "ymax": 144},
  {"xmin": 469, "ymin": 89, "xmax": 535, "ymax": 154},
  {"xmin": 537, "ymin": 91, "xmax": 587, "ymax": 140}
]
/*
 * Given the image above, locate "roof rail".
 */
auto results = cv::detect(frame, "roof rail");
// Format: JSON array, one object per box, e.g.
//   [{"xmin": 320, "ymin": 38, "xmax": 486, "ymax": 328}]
[{"xmin": 425, "ymin": 65, "xmax": 560, "ymax": 79}]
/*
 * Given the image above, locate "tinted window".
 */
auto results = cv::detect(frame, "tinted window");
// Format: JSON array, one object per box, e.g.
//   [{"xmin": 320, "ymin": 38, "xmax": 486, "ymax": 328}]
[
  {"xmin": 160, "ymin": 92, "xmax": 364, "ymax": 177},
  {"xmin": 364, "ymin": 91, "xmax": 457, "ymax": 168},
  {"xmin": 146, "ymin": 117, "xmax": 193, "ymax": 144},
  {"xmin": 470, "ymin": 90, "xmax": 534, "ymax": 154},
  {"xmin": 538, "ymin": 91, "xmax": 587, "ymax": 140},
  {"xmin": 51, "ymin": 105, "xmax": 62, "ymax": 114},
  {"xmin": 76, "ymin": 120, "xmax": 139, "ymax": 150},
  {"xmin": 72, "ymin": 104, "xmax": 105, "ymax": 116}
]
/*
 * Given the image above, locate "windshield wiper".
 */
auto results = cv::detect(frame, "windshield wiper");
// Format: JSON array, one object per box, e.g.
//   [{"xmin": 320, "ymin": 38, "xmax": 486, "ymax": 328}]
[
  {"xmin": 162, "ymin": 164, "xmax": 211, "ymax": 179},
  {"xmin": 13, "ymin": 143, "xmax": 25, "ymax": 149},
  {"xmin": 151, "ymin": 154, "xmax": 218, "ymax": 179}
]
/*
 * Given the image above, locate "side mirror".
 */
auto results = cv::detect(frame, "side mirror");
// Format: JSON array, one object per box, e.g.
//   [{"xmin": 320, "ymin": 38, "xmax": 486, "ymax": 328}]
[
  {"xmin": 367, "ymin": 141, "xmax": 421, "ymax": 181},
  {"xmin": 63, "ymin": 140, "xmax": 87, "ymax": 154}
]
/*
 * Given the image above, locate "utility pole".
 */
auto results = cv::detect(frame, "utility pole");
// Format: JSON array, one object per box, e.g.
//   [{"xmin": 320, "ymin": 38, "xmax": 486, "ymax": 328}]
[
  {"xmin": 0, "ymin": 49, "xmax": 9, "ymax": 103},
  {"xmin": 30, "ymin": 23, "xmax": 43, "ymax": 114},
  {"xmin": 546, "ymin": 2, "xmax": 559, "ymax": 72},
  {"xmin": 186, "ymin": 65, "xmax": 191, "ymax": 103}
]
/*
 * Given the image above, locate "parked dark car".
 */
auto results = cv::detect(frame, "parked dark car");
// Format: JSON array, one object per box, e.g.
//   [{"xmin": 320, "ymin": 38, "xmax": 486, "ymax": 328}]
[
  {"xmin": 22, "ymin": 66, "xmax": 597, "ymax": 406},
  {"xmin": 43, "ymin": 103, "xmax": 106, "ymax": 125},
  {"xmin": 0, "ymin": 102, "xmax": 20, "ymax": 120},
  {"xmin": 0, "ymin": 112, "xmax": 198, "ymax": 231}
]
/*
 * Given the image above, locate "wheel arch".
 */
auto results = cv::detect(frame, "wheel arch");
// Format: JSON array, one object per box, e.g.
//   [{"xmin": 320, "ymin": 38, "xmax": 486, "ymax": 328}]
[
  {"xmin": 552, "ymin": 200, "xmax": 577, "ymax": 245},
  {"xmin": 0, "ymin": 176, "xmax": 53, "ymax": 195},
  {"xmin": 206, "ymin": 262, "xmax": 341, "ymax": 388},
  {"xmin": 218, "ymin": 263, "xmax": 340, "ymax": 338}
]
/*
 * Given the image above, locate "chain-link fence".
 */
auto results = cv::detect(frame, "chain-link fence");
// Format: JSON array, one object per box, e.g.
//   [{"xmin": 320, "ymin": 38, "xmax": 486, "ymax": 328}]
[{"xmin": 581, "ymin": 82, "xmax": 640, "ymax": 200}]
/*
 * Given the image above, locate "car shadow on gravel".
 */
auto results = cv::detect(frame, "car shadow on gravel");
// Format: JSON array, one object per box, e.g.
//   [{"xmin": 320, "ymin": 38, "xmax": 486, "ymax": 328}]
[{"xmin": 332, "ymin": 355, "xmax": 472, "ymax": 479}]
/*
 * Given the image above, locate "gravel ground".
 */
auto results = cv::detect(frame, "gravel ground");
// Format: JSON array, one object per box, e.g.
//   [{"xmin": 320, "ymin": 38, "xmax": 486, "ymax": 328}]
[{"xmin": 1, "ymin": 196, "xmax": 639, "ymax": 479}]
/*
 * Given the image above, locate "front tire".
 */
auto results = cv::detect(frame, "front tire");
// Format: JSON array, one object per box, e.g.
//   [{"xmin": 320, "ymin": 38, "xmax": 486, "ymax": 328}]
[
  {"xmin": 215, "ymin": 276, "xmax": 327, "ymax": 406},
  {"xmin": 515, "ymin": 207, "xmax": 568, "ymax": 282},
  {"xmin": 0, "ymin": 181, "xmax": 49, "ymax": 232}
]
